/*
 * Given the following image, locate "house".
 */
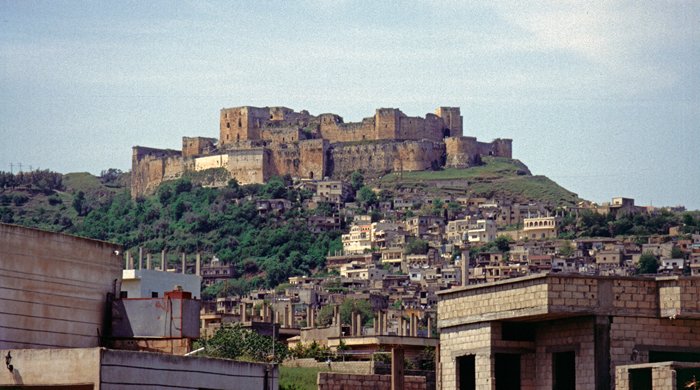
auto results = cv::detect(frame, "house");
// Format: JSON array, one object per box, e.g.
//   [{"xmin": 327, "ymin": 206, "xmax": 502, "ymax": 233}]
[
  {"xmin": 437, "ymin": 274, "xmax": 700, "ymax": 390},
  {"xmin": 0, "ymin": 223, "xmax": 277, "ymax": 389}
]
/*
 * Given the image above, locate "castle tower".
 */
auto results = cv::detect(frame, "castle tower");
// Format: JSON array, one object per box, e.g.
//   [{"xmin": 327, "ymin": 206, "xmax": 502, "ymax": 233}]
[
  {"xmin": 375, "ymin": 108, "xmax": 401, "ymax": 140},
  {"xmin": 435, "ymin": 107, "xmax": 463, "ymax": 137}
]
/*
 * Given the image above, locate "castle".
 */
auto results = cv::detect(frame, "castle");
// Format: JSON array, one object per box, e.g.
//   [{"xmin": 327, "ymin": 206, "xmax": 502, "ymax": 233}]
[{"xmin": 131, "ymin": 106, "xmax": 512, "ymax": 198}]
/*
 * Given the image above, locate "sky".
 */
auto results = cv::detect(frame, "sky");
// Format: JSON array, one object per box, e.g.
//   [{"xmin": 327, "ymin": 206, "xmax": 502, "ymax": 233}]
[{"xmin": 1, "ymin": 1, "xmax": 698, "ymax": 209}]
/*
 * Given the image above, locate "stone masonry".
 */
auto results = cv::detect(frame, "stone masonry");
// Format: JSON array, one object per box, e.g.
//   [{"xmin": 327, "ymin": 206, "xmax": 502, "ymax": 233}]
[
  {"xmin": 131, "ymin": 106, "xmax": 512, "ymax": 198},
  {"xmin": 437, "ymin": 274, "xmax": 700, "ymax": 390}
]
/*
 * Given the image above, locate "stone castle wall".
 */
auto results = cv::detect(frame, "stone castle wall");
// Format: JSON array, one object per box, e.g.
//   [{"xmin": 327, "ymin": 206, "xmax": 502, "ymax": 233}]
[
  {"xmin": 131, "ymin": 105, "xmax": 512, "ymax": 198},
  {"xmin": 329, "ymin": 140, "xmax": 445, "ymax": 178}
]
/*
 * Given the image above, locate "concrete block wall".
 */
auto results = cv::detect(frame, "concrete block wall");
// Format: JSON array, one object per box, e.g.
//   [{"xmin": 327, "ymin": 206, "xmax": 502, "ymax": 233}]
[
  {"xmin": 438, "ymin": 323, "xmax": 493, "ymax": 390},
  {"xmin": 438, "ymin": 276, "xmax": 549, "ymax": 328},
  {"xmin": 317, "ymin": 372, "xmax": 426, "ymax": 390}
]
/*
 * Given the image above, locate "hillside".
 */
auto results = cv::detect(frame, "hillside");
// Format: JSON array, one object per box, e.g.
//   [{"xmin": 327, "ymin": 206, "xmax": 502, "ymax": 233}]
[{"xmin": 378, "ymin": 157, "xmax": 580, "ymax": 206}]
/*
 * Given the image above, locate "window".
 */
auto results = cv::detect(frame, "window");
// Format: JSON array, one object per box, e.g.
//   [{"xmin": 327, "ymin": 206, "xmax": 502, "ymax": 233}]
[
  {"xmin": 151, "ymin": 292, "xmax": 159, "ymax": 298},
  {"xmin": 120, "ymin": 291, "xmax": 128, "ymax": 298}
]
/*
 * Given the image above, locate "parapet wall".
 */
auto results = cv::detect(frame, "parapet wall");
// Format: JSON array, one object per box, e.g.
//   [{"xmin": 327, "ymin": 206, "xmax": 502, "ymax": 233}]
[{"xmin": 445, "ymin": 137, "xmax": 513, "ymax": 168}]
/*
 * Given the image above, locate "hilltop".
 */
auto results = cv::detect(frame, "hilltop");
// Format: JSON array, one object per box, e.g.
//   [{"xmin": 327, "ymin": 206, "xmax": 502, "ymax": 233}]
[{"xmin": 377, "ymin": 157, "xmax": 579, "ymax": 206}]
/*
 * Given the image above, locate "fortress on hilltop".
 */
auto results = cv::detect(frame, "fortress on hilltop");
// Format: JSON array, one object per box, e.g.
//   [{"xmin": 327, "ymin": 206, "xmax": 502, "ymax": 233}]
[{"xmin": 131, "ymin": 106, "xmax": 512, "ymax": 198}]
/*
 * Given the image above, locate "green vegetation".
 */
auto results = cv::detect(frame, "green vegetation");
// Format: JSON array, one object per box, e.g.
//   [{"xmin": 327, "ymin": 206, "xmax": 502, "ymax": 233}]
[
  {"xmin": 378, "ymin": 157, "xmax": 579, "ymax": 206},
  {"xmin": 637, "ymin": 251, "xmax": 660, "ymax": 274},
  {"xmin": 194, "ymin": 323, "xmax": 288, "ymax": 363},
  {"xmin": 280, "ymin": 366, "xmax": 330, "ymax": 390}
]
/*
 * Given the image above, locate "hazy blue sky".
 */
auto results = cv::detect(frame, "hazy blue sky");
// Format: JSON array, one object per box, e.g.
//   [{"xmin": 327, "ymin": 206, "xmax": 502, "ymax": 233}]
[{"xmin": 1, "ymin": 1, "xmax": 698, "ymax": 209}]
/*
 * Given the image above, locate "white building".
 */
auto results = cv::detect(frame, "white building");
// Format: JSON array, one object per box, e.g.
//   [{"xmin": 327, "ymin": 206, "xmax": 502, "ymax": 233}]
[
  {"xmin": 467, "ymin": 219, "xmax": 497, "ymax": 243},
  {"xmin": 121, "ymin": 269, "xmax": 202, "ymax": 299}
]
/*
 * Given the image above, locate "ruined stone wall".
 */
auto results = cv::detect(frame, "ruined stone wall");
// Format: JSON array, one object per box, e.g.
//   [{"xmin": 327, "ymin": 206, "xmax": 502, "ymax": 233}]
[
  {"xmin": 435, "ymin": 107, "xmax": 463, "ymax": 137},
  {"xmin": 131, "ymin": 146, "xmax": 185, "ymax": 199},
  {"xmin": 319, "ymin": 114, "xmax": 375, "ymax": 142},
  {"xmin": 375, "ymin": 108, "xmax": 400, "ymax": 140},
  {"xmin": 194, "ymin": 154, "xmax": 229, "ymax": 171},
  {"xmin": 182, "ymin": 136, "xmax": 217, "ymax": 158},
  {"xmin": 445, "ymin": 137, "xmax": 480, "ymax": 168},
  {"xmin": 260, "ymin": 127, "xmax": 302, "ymax": 144},
  {"xmin": 226, "ymin": 149, "xmax": 267, "ymax": 185},
  {"xmin": 299, "ymin": 139, "xmax": 327, "ymax": 180},
  {"xmin": 397, "ymin": 113, "xmax": 444, "ymax": 141},
  {"xmin": 329, "ymin": 140, "xmax": 445, "ymax": 178}
]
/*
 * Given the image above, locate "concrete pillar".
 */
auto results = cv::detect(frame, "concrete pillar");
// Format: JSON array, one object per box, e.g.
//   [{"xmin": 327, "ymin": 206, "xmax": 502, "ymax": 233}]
[
  {"xmin": 356, "ymin": 313, "xmax": 362, "ymax": 336},
  {"xmin": 126, "ymin": 251, "xmax": 133, "ymax": 270},
  {"xmin": 288, "ymin": 304, "xmax": 295, "ymax": 328},
  {"xmin": 382, "ymin": 312, "xmax": 388, "ymax": 335},
  {"xmin": 350, "ymin": 312, "xmax": 356, "ymax": 336},
  {"xmin": 181, "ymin": 252, "xmax": 186, "ymax": 274},
  {"xmin": 138, "ymin": 247, "xmax": 143, "ymax": 270},
  {"xmin": 275, "ymin": 310, "xmax": 280, "ymax": 325},
  {"xmin": 124, "ymin": 252, "xmax": 129, "ymax": 269},
  {"xmin": 374, "ymin": 313, "xmax": 379, "ymax": 334},
  {"xmin": 427, "ymin": 316, "xmax": 432, "ymax": 337},
  {"xmin": 146, "ymin": 253, "xmax": 152, "ymax": 270},
  {"xmin": 266, "ymin": 305, "xmax": 272, "ymax": 323},
  {"xmin": 462, "ymin": 255, "xmax": 469, "ymax": 286},
  {"xmin": 333, "ymin": 306, "xmax": 339, "ymax": 325},
  {"xmin": 307, "ymin": 306, "xmax": 312, "ymax": 328},
  {"xmin": 161, "ymin": 249, "xmax": 167, "ymax": 271},
  {"xmin": 196, "ymin": 253, "xmax": 201, "ymax": 276},
  {"xmin": 391, "ymin": 347, "xmax": 405, "ymax": 390},
  {"xmin": 240, "ymin": 303, "xmax": 247, "ymax": 322},
  {"xmin": 310, "ymin": 308, "xmax": 316, "ymax": 328}
]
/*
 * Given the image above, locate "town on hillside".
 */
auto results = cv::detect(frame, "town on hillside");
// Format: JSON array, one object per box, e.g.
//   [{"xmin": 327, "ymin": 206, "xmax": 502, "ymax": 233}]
[{"xmin": 2, "ymin": 105, "xmax": 700, "ymax": 389}]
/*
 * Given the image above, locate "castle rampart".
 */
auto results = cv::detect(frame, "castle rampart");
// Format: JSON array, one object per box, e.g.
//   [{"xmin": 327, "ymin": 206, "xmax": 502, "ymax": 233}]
[{"xmin": 131, "ymin": 105, "xmax": 510, "ymax": 198}]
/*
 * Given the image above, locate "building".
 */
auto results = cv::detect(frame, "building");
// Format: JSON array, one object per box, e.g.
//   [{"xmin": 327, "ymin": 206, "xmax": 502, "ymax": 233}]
[
  {"xmin": 521, "ymin": 216, "xmax": 557, "ymax": 240},
  {"xmin": 466, "ymin": 219, "xmax": 497, "ymax": 244},
  {"xmin": 121, "ymin": 268, "xmax": 201, "ymax": 299},
  {"xmin": 437, "ymin": 274, "xmax": 700, "ymax": 389},
  {"xmin": 0, "ymin": 223, "xmax": 277, "ymax": 389}
]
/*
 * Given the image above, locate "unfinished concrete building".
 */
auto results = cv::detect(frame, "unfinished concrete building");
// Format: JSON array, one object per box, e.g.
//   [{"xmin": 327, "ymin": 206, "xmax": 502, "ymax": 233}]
[{"xmin": 437, "ymin": 274, "xmax": 700, "ymax": 389}]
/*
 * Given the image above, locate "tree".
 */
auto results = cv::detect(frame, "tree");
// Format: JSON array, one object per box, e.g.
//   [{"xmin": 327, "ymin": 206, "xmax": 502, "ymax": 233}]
[
  {"xmin": 195, "ymin": 323, "xmax": 288, "ymax": 363},
  {"xmin": 339, "ymin": 298, "xmax": 373, "ymax": 327},
  {"xmin": 316, "ymin": 304, "xmax": 335, "ymax": 326},
  {"xmin": 356, "ymin": 186, "xmax": 378, "ymax": 209},
  {"xmin": 405, "ymin": 238, "xmax": 429, "ymax": 255},
  {"xmin": 350, "ymin": 171, "xmax": 364, "ymax": 192},
  {"xmin": 671, "ymin": 246, "xmax": 684, "ymax": 259},
  {"xmin": 494, "ymin": 235, "xmax": 512, "ymax": 253},
  {"xmin": 637, "ymin": 251, "xmax": 659, "ymax": 274}
]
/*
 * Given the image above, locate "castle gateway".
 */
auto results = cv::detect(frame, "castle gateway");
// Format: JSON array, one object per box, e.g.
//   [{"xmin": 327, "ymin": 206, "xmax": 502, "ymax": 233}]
[{"xmin": 131, "ymin": 106, "xmax": 512, "ymax": 198}]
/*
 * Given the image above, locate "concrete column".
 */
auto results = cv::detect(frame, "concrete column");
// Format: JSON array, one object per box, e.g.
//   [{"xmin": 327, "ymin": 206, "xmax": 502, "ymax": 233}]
[
  {"xmin": 196, "ymin": 253, "xmax": 201, "ymax": 276},
  {"xmin": 356, "ymin": 313, "xmax": 362, "ymax": 336},
  {"xmin": 146, "ymin": 253, "xmax": 152, "ymax": 270},
  {"xmin": 260, "ymin": 304, "xmax": 266, "ymax": 321},
  {"xmin": 427, "ymin": 316, "xmax": 432, "ymax": 337},
  {"xmin": 275, "ymin": 310, "xmax": 280, "ymax": 325},
  {"xmin": 138, "ymin": 247, "xmax": 143, "ymax": 270},
  {"xmin": 288, "ymin": 304, "xmax": 294, "ymax": 328},
  {"xmin": 307, "ymin": 306, "xmax": 312, "ymax": 328},
  {"xmin": 124, "ymin": 252, "xmax": 129, "ymax": 269},
  {"xmin": 240, "ymin": 303, "xmax": 247, "ymax": 322},
  {"xmin": 350, "ymin": 312, "xmax": 356, "ymax": 336},
  {"xmin": 126, "ymin": 251, "xmax": 133, "ymax": 270},
  {"xmin": 391, "ymin": 347, "xmax": 404, "ymax": 390},
  {"xmin": 462, "ymin": 255, "xmax": 469, "ymax": 286},
  {"xmin": 161, "ymin": 249, "xmax": 167, "ymax": 271},
  {"xmin": 382, "ymin": 312, "xmax": 388, "ymax": 335},
  {"xmin": 266, "ymin": 305, "xmax": 272, "ymax": 323},
  {"xmin": 374, "ymin": 313, "xmax": 379, "ymax": 334},
  {"xmin": 333, "ymin": 306, "xmax": 339, "ymax": 325},
  {"xmin": 181, "ymin": 252, "xmax": 186, "ymax": 274}
]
